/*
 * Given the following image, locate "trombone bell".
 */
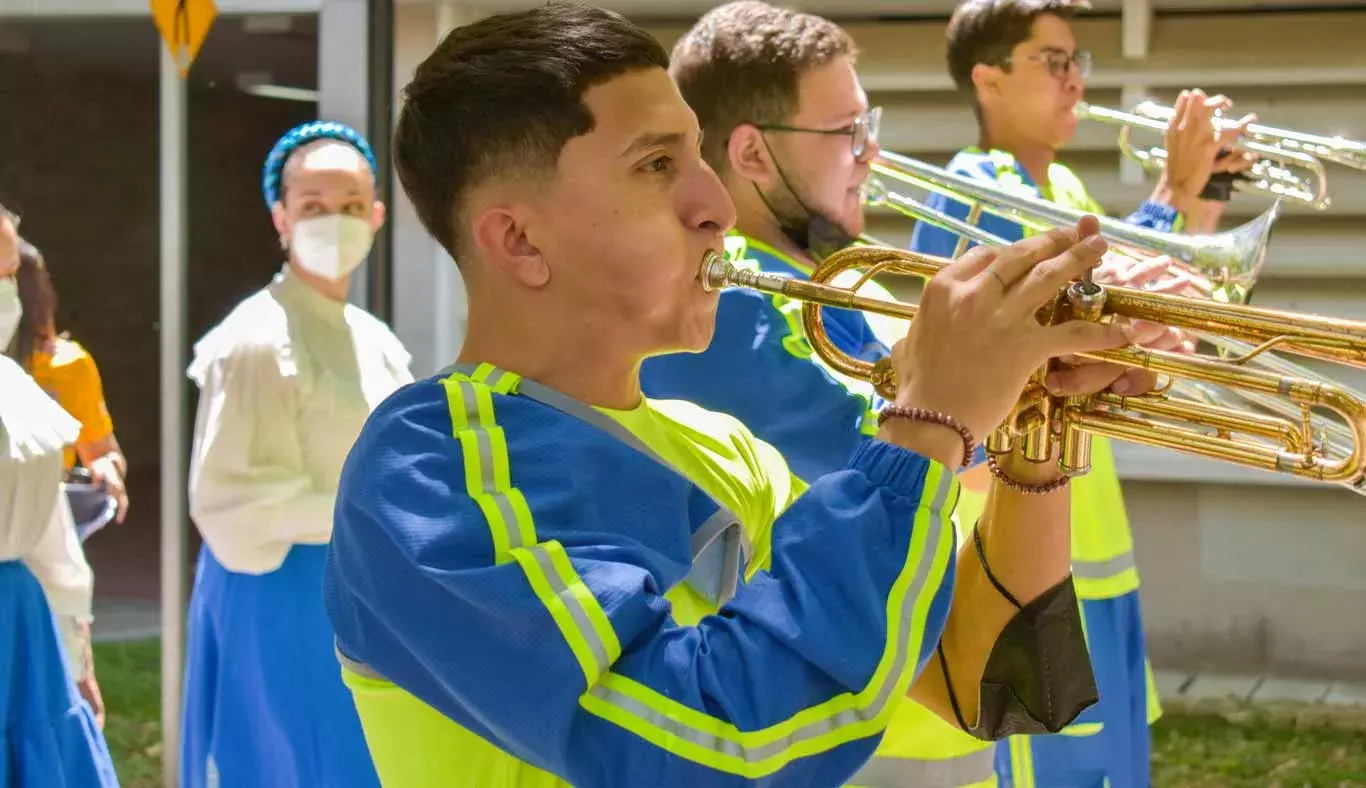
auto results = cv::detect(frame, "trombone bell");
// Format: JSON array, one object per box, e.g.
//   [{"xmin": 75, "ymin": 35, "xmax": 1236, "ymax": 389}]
[{"xmin": 868, "ymin": 150, "xmax": 1282, "ymax": 306}]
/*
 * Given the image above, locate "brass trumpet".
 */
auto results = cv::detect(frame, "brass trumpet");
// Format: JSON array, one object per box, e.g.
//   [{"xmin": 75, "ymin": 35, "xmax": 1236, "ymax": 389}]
[
  {"xmin": 1074, "ymin": 100, "xmax": 1366, "ymax": 212},
  {"xmin": 700, "ymin": 247, "xmax": 1366, "ymax": 488}
]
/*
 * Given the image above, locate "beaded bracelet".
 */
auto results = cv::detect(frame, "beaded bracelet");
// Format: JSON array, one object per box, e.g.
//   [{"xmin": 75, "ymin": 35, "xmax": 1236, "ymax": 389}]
[
  {"xmin": 876, "ymin": 406, "xmax": 975, "ymax": 470},
  {"xmin": 987, "ymin": 453, "xmax": 1071, "ymax": 495}
]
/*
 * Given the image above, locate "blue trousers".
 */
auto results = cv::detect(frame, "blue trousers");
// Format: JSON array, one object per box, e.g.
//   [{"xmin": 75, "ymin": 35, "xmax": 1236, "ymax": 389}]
[
  {"xmin": 996, "ymin": 591, "xmax": 1152, "ymax": 788},
  {"xmin": 0, "ymin": 561, "xmax": 119, "ymax": 788},
  {"xmin": 180, "ymin": 544, "xmax": 380, "ymax": 788}
]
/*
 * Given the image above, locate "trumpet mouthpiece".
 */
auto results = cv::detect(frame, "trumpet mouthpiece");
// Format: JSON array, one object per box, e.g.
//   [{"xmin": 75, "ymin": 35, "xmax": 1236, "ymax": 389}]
[{"xmin": 699, "ymin": 251, "xmax": 732, "ymax": 293}]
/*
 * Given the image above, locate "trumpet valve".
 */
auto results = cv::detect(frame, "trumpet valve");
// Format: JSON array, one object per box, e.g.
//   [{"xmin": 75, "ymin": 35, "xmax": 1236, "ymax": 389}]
[
  {"xmin": 985, "ymin": 428, "xmax": 1014, "ymax": 456},
  {"xmin": 1065, "ymin": 275, "xmax": 1108, "ymax": 322},
  {"xmin": 1017, "ymin": 383, "xmax": 1054, "ymax": 464},
  {"xmin": 1008, "ymin": 386, "xmax": 1050, "ymax": 434},
  {"xmin": 1058, "ymin": 398, "xmax": 1093, "ymax": 476}
]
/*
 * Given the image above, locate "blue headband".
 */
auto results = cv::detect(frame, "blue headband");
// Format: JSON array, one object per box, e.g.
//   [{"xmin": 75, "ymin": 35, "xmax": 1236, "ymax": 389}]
[{"xmin": 261, "ymin": 120, "xmax": 379, "ymax": 208}]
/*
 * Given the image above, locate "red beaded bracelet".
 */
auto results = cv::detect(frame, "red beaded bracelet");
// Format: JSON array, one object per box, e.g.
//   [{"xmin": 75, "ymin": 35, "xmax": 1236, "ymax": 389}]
[
  {"xmin": 876, "ymin": 406, "xmax": 975, "ymax": 470},
  {"xmin": 987, "ymin": 454, "xmax": 1071, "ymax": 495}
]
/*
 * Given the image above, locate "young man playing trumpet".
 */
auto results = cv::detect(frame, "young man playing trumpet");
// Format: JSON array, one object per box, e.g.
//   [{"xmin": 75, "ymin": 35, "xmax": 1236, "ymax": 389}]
[
  {"xmin": 641, "ymin": 2, "xmax": 1181, "ymax": 786},
  {"xmin": 320, "ymin": 3, "xmax": 1167, "ymax": 785},
  {"xmin": 909, "ymin": 2, "xmax": 1253, "ymax": 786}
]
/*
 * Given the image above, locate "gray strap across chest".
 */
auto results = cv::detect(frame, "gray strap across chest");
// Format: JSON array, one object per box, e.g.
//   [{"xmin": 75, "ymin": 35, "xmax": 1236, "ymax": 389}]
[{"xmin": 444, "ymin": 364, "xmax": 751, "ymax": 606}]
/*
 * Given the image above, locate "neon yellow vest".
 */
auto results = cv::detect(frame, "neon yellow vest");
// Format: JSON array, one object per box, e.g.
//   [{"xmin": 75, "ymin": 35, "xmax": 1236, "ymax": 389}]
[{"xmin": 969, "ymin": 148, "xmax": 1141, "ymax": 602}]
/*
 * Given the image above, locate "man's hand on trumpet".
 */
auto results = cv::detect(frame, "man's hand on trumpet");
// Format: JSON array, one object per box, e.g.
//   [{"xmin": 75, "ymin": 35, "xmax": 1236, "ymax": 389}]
[
  {"xmin": 887, "ymin": 216, "xmax": 1153, "ymax": 453},
  {"xmin": 1158, "ymin": 89, "xmax": 1257, "ymax": 203},
  {"xmin": 1156, "ymin": 89, "xmax": 1257, "ymax": 233}
]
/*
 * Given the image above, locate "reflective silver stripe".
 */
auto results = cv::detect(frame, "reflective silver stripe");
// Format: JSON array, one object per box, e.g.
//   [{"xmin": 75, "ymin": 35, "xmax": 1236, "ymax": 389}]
[
  {"xmin": 718, "ymin": 525, "xmax": 742, "ymax": 606},
  {"xmin": 527, "ymin": 544, "xmax": 614, "ymax": 677},
  {"xmin": 480, "ymin": 368, "xmax": 515, "ymax": 394},
  {"xmin": 583, "ymin": 470, "xmax": 955, "ymax": 763},
  {"xmin": 1071, "ymin": 550, "xmax": 1137, "ymax": 581},
  {"xmin": 452, "ymin": 376, "xmax": 525, "ymax": 551},
  {"xmin": 336, "ymin": 646, "xmax": 387, "ymax": 681},
  {"xmin": 847, "ymin": 748, "xmax": 996, "ymax": 787},
  {"xmin": 692, "ymin": 507, "xmax": 751, "ymax": 568}
]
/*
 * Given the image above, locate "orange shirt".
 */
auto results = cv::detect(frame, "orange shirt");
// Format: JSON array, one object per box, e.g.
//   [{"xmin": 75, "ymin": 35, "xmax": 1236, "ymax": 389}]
[{"xmin": 27, "ymin": 337, "xmax": 114, "ymax": 470}]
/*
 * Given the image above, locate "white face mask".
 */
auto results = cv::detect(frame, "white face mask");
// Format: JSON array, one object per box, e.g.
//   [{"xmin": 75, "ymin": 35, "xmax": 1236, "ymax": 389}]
[
  {"xmin": 289, "ymin": 214, "xmax": 374, "ymax": 280},
  {"xmin": 0, "ymin": 277, "xmax": 21, "ymax": 350}
]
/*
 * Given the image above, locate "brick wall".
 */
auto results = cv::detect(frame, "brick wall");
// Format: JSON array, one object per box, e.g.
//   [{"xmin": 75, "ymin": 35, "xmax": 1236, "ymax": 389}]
[{"xmin": 1, "ymin": 54, "xmax": 314, "ymax": 474}]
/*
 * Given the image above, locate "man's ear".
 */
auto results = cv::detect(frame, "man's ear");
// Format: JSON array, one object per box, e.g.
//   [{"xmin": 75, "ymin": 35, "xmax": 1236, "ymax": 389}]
[
  {"xmin": 971, "ymin": 62, "xmax": 1003, "ymax": 106},
  {"xmin": 470, "ymin": 202, "xmax": 550, "ymax": 288},
  {"xmin": 728, "ymin": 124, "xmax": 779, "ymax": 189}
]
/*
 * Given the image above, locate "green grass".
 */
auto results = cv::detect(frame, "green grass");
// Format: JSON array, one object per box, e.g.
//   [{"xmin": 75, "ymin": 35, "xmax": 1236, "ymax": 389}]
[
  {"xmin": 94, "ymin": 639, "xmax": 1366, "ymax": 787},
  {"xmin": 1152, "ymin": 709, "xmax": 1366, "ymax": 787},
  {"xmin": 95, "ymin": 639, "xmax": 163, "ymax": 788}
]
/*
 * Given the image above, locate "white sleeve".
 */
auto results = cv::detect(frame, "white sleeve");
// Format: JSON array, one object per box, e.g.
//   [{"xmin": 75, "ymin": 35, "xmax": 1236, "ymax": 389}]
[
  {"xmin": 24, "ymin": 489, "xmax": 94, "ymax": 622},
  {"xmin": 187, "ymin": 341, "xmax": 334, "ymax": 574},
  {"xmin": 34, "ymin": 499, "xmax": 93, "ymax": 679},
  {"xmin": 0, "ymin": 360, "xmax": 93, "ymax": 629}
]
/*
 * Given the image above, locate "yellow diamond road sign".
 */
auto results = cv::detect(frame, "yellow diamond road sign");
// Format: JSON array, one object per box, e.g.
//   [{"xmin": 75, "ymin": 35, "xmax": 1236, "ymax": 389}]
[{"xmin": 151, "ymin": 0, "xmax": 217, "ymax": 78}]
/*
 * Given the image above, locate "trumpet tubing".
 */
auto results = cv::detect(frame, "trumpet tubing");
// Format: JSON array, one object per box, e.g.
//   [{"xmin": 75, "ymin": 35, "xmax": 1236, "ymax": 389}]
[
  {"xmin": 700, "ymin": 246, "xmax": 1366, "ymax": 490},
  {"xmin": 1074, "ymin": 100, "xmax": 1331, "ymax": 210},
  {"xmin": 1072, "ymin": 99, "xmax": 1366, "ymax": 212},
  {"xmin": 1129, "ymin": 99, "xmax": 1366, "ymax": 173}
]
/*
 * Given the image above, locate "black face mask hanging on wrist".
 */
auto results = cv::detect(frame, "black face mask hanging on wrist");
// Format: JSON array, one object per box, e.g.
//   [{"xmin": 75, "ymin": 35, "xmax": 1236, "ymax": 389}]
[{"xmin": 960, "ymin": 576, "xmax": 1099, "ymax": 741}]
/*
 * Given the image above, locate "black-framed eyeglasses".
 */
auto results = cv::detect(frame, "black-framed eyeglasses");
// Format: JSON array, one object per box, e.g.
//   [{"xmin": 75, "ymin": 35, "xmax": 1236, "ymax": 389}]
[
  {"xmin": 1003, "ymin": 48, "xmax": 1092, "ymax": 79},
  {"xmin": 753, "ymin": 106, "xmax": 883, "ymax": 159}
]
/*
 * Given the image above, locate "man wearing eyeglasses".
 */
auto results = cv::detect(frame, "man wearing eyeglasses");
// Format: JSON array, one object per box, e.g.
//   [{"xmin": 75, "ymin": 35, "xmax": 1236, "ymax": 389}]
[
  {"xmin": 640, "ymin": 1, "xmax": 905, "ymax": 491},
  {"xmin": 906, "ymin": 3, "xmax": 1253, "ymax": 787}
]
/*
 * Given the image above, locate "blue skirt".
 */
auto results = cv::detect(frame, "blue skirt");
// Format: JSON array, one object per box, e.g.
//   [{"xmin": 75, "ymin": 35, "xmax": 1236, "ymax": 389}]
[
  {"xmin": 0, "ymin": 561, "xmax": 119, "ymax": 787},
  {"xmin": 179, "ymin": 544, "xmax": 379, "ymax": 788},
  {"xmin": 995, "ymin": 591, "xmax": 1152, "ymax": 788}
]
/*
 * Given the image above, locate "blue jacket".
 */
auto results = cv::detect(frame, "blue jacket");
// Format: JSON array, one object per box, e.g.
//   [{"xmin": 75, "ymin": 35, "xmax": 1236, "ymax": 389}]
[{"xmin": 323, "ymin": 364, "xmax": 962, "ymax": 786}]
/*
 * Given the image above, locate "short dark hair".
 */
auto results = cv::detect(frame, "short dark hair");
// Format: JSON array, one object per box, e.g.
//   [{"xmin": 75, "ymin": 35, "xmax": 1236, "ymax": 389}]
[
  {"xmin": 393, "ymin": 2, "xmax": 669, "ymax": 263},
  {"xmin": 946, "ymin": 0, "xmax": 1089, "ymax": 93},
  {"xmin": 670, "ymin": 1, "xmax": 857, "ymax": 173},
  {"xmin": 6, "ymin": 237, "xmax": 57, "ymax": 367}
]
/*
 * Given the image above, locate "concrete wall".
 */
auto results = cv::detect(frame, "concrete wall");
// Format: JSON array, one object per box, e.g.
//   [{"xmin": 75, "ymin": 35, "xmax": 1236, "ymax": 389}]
[{"xmin": 1132, "ymin": 480, "xmax": 1366, "ymax": 680}]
